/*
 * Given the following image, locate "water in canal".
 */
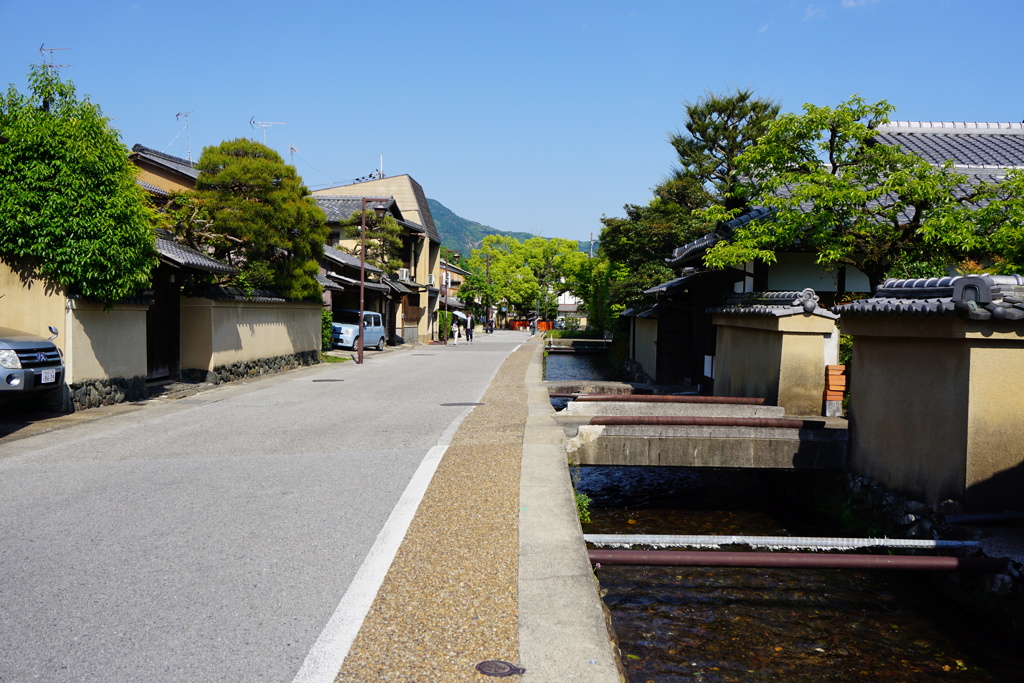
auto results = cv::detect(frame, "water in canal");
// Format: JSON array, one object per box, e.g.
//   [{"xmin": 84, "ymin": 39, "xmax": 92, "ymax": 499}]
[{"xmin": 547, "ymin": 352, "xmax": 1024, "ymax": 682}]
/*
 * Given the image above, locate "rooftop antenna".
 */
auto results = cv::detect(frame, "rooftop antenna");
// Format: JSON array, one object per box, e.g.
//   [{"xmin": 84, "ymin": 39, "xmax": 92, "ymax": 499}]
[
  {"xmin": 39, "ymin": 44, "xmax": 70, "ymax": 70},
  {"xmin": 249, "ymin": 117, "xmax": 285, "ymax": 145},
  {"xmin": 175, "ymin": 110, "xmax": 195, "ymax": 162}
]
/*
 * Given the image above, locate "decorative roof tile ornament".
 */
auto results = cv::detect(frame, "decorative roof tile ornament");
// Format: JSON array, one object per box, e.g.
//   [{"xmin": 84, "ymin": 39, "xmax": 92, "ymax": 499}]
[
  {"xmin": 832, "ymin": 274, "xmax": 1024, "ymax": 321},
  {"xmin": 710, "ymin": 288, "xmax": 839, "ymax": 320}
]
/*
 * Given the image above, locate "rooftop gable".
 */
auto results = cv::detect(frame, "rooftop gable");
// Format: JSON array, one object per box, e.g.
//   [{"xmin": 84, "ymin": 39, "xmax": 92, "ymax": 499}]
[{"xmin": 313, "ymin": 174, "xmax": 439, "ymax": 243}]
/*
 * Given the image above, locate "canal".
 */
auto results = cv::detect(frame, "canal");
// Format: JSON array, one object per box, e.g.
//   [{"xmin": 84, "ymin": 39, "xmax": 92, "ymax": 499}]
[{"xmin": 546, "ymin": 352, "xmax": 1024, "ymax": 682}]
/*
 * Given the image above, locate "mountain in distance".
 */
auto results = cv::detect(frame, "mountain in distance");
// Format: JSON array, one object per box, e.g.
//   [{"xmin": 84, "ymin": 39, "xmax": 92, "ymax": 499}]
[{"xmin": 427, "ymin": 198, "xmax": 593, "ymax": 255}]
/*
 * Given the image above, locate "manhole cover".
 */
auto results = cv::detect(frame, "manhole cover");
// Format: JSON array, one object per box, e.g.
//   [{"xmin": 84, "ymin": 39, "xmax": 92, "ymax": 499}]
[
  {"xmin": 440, "ymin": 402, "xmax": 485, "ymax": 407},
  {"xmin": 476, "ymin": 660, "xmax": 525, "ymax": 677},
  {"xmin": 312, "ymin": 379, "xmax": 344, "ymax": 382}
]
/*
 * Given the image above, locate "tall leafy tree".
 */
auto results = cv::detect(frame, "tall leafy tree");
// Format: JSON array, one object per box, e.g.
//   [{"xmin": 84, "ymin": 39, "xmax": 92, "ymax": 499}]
[
  {"xmin": 187, "ymin": 138, "xmax": 328, "ymax": 300},
  {"xmin": 704, "ymin": 96, "xmax": 976, "ymax": 291},
  {"xmin": 460, "ymin": 235, "xmax": 539, "ymax": 318},
  {"xmin": 0, "ymin": 65, "xmax": 157, "ymax": 305},
  {"xmin": 597, "ymin": 89, "xmax": 781, "ymax": 316},
  {"xmin": 668, "ymin": 88, "xmax": 781, "ymax": 211},
  {"xmin": 519, "ymin": 236, "xmax": 589, "ymax": 319}
]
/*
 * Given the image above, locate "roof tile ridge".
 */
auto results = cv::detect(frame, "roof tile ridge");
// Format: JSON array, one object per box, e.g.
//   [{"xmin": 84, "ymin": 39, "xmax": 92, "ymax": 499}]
[
  {"xmin": 131, "ymin": 143, "xmax": 196, "ymax": 166},
  {"xmin": 879, "ymin": 121, "xmax": 1024, "ymax": 134}
]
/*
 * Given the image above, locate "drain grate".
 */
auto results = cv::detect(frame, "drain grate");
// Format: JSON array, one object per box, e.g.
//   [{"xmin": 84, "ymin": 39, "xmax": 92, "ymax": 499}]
[
  {"xmin": 476, "ymin": 661, "xmax": 525, "ymax": 677},
  {"xmin": 312, "ymin": 379, "xmax": 344, "ymax": 382},
  {"xmin": 440, "ymin": 402, "xmax": 485, "ymax": 407}
]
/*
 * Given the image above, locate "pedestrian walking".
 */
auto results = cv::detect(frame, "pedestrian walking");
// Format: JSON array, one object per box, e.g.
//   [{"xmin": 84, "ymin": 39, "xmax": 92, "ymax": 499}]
[
  {"xmin": 465, "ymin": 313, "xmax": 474, "ymax": 343},
  {"xmin": 451, "ymin": 319, "xmax": 459, "ymax": 346}
]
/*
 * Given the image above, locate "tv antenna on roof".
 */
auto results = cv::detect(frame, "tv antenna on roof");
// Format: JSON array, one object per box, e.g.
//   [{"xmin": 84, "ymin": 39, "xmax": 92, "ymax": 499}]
[
  {"xmin": 175, "ymin": 110, "xmax": 195, "ymax": 162},
  {"xmin": 249, "ymin": 117, "xmax": 285, "ymax": 145},
  {"xmin": 39, "ymin": 44, "xmax": 69, "ymax": 70}
]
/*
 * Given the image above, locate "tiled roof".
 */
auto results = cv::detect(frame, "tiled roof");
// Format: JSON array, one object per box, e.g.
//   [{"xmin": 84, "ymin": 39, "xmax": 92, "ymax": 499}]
[
  {"xmin": 314, "ymin": 175, "xmax": 439, "ymax": 244},
  {"xmin": 314, "ymin": 195, "xmax": 396, "ymax": 222},
  {"xmin": 833, "ymin": 275, "xmax": 1024, "ymax": 321},
  {"xmin": 155, "ymin": 232, "xmax": 237, "ymax": 274},
  {"xmin": 317, "ymin": 273, "xmax": 344, "ymax": 291},
  {"xmin": 668, "ymin": 207, "xmax": 775, "ymax": 267},
  {"xmin": 130, "ymin": 144, "xmax": 200, "ymax": 179},
  {"xmin": 643, "ymin": 268, "xmax": 708, "ymax": 296},
  {"xmin": 137, "ymin": 179, "xmax": 170, "ymax": 196},
  {"xmin": 322, "ymin": 244, "xmax": 383, "ymax": 274},
  {"xmin": 196, "ymin": 286, "xmax": 286, "ymax": 303},
  {"xmin": 874, "ymin": 122, "xmax": 1024, "ymax": 170},
  {"xmin": 327, "ymin": 273, "xmax": 391, "ymax": 292},
  {"xmin": 711, "ymin": 288, "xmax": 838, "ymax": 320}
]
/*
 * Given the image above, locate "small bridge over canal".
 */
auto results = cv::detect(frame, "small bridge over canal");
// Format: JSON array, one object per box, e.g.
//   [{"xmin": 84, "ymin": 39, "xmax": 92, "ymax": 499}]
[{"xmin": 550, "ymin": 382, "xmax": 847, "ymax": 470}]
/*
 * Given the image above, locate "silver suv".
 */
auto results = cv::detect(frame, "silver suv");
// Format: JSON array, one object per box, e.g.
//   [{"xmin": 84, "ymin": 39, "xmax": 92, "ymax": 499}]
[{"xmin": 0, "ymin": 325, "xmax": 65, "ymax": 402}]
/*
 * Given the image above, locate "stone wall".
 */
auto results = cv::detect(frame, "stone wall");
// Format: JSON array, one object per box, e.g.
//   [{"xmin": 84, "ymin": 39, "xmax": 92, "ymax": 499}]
[
  {"xmin": 70, "ymin": 376, "xmax": 147, "ymax": 411},
  {"xmin": 180, "ymin": 350, "xmax": 320, "ymax": 385}
]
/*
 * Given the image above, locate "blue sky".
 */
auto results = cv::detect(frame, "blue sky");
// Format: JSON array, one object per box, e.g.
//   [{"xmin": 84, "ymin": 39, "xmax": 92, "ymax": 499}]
[{"xmin": 3, "ymin": 0, "xmax": 1022, "ymax": 243}]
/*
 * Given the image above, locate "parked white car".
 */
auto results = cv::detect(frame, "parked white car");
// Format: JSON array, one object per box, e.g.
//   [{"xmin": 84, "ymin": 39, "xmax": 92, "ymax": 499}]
[{"xmin": 331, "ymin": 310, "xmax": 386, "ymax": 351}]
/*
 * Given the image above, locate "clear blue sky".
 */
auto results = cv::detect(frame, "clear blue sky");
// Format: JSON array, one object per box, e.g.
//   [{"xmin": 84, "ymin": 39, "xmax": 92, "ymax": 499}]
[{"xmin": 3, "ymin": 0, "xmax": 1022, "ymax": 243}]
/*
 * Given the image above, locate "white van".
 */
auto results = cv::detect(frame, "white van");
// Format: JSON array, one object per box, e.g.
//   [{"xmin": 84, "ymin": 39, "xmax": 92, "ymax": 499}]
[{"xmin": 331, "ymin": 310, "xmax": 387, "ymax": 351}]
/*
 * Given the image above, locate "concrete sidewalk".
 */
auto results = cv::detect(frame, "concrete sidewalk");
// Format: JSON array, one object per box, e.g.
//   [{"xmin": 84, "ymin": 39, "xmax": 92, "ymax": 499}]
[{"xmin": 334, "ymin": 340, "xmax": 621, "ymax": 681}]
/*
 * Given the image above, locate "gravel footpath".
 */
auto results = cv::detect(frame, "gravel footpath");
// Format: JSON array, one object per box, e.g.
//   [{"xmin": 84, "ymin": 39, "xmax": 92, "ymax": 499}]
[{"xmin": 335, "ymin": 343, "xmax": 533, "ymax": 681}]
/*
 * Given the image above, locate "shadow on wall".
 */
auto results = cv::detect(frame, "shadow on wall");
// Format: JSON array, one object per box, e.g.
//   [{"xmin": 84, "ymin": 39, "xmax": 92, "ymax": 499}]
[{"xmin": 965, "ymin": 462, "xmax": 1024, "ymax": 513}]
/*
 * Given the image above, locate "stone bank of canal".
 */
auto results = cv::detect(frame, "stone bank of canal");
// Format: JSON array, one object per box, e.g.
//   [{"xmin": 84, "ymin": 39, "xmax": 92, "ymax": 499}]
[{"xmin": 546, "ymin": 351, "xmax": 1024, "ymax": 682}]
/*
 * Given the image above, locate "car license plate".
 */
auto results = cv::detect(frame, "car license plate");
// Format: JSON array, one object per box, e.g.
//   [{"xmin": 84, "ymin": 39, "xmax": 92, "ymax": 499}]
[{"xmin": 41, "ymin": 369, "xmax": 56, "ymax": 384}]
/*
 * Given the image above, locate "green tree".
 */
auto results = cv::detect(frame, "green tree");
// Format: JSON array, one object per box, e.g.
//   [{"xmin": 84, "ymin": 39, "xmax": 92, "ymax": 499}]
[
  {"xmin": 460, "ymin": 235, "xmax": 538, "ymax": 318},
  {"xmin": 668, "ymin": 88, "xmax": 781, "ymax": 211},
  {"xmin": 188, "ymin": 138, "xmax": 328, "ymax": 300},
  {"xmin": 705, "ymin": 95, "xmax": 975, "ymax": 291},
  {"xmin": 519, "ymin": 236, "xmax": 589, "ymax": 319},
  {"xmin": 459, "ymin": 235, "xmax": 589, "ymax": 321},
  {"xmin": 0, "ymin": 65, "xmax": 157, "ymax": 305},
  {"xmin": 597, "ymin": 89, "xmax": 780, "ymax": 316},
  {"xmin": 335, "ymin": 210, "xmax": 403, "ymax": 276}
]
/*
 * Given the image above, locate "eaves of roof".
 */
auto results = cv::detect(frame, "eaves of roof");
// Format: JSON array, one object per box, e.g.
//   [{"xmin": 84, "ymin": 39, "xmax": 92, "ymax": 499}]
[
  {"xmin": 130, "ymin": 144, "xmax": 199, "ymax": 180},
  {"xmin": 643, "ymin": 269, "xmax": 709, "ymax": 297},
  {"xmin": 322, "ymin": 244, "xmax": 383, "ymax": 274},
  {"xmin": 155, "ymin": 232, "xmax": 237, "ymax": 274},
  {"xmin": 668, "ymin": 207, "xmax": 775, "ymax": 268},
  {"xmin": 328, "ymin": 273, "xmax": 390, "ymax": 292}
]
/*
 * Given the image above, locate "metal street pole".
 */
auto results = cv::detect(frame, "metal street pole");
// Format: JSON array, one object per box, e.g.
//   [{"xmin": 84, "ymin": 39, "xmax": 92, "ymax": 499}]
[
  {"xmin": 358, "ymin": 197, "xmax": 388, "ymax": 365},
  {"xmin": 358, "ymin": 200, "xmax": 367, "ymax": 364}
]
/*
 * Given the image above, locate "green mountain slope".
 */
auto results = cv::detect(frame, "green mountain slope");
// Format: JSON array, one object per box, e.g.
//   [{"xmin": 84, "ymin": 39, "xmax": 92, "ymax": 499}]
[{"xmin": 427, "ymin": 198, "xmax": 593, "ymax": 254}]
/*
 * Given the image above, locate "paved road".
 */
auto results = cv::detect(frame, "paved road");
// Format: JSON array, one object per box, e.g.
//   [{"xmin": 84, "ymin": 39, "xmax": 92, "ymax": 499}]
[{"xmin": 0, "ymin": 331, "xmax": 525, "ymax": 681}]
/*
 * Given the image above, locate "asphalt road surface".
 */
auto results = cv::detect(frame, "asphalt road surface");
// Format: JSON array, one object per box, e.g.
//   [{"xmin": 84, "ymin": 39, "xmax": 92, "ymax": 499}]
[{"xmin": 0, "ymin": 331, "xmax": 524, "ymax": 681}]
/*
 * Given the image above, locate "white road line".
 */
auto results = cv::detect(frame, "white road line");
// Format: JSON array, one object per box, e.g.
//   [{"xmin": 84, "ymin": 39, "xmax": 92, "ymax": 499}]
[
  {"xmin": 291, "ymin": 443, "xmax": 447, "ymax": 683},
  {"xmin": 291, "ymin": 396, "xmax": 481, "ymax": 683}
]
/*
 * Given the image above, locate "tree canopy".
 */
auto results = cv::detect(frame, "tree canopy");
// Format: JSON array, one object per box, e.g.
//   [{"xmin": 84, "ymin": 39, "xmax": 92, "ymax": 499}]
[
  {"xmin": 0, "ymin": 65, "xmax": 157, "ymax": 305},
  {"xmin": 596, "ymin": 89, "xmax": 780, "ymax": 317},
  {"xmin": 181, "ymin": 138, "xmax": 328, "ymax": 300},
  {"xmin": 334, "ymin": 209, "xmax": 403, "ymax": 276},
  {"xmin": 459, "ymin": 235, "xmax": 587, "ymax": 319},
  {"xmin": 704, "ymin": 96, "xmax": 980, "ymax": 290}
]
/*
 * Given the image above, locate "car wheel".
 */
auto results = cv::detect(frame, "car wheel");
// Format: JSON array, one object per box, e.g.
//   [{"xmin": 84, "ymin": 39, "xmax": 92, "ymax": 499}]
[{"xmin": 376, "ymin": 336, "xmax": 385, "ymax": 351}]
